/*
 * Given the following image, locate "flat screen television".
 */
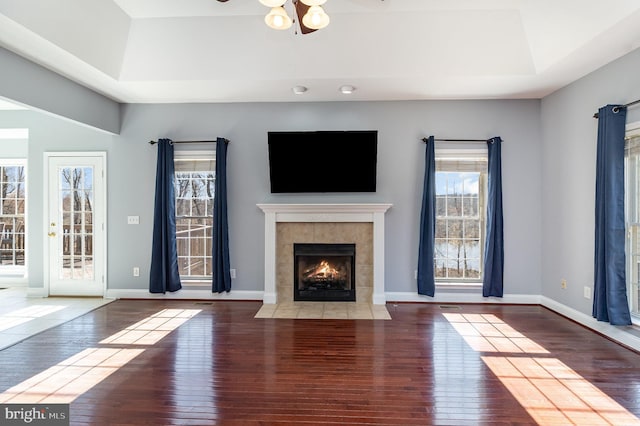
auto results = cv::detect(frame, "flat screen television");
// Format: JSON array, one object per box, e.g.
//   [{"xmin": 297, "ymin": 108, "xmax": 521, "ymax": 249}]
[{"xmin": 268, "ymin": 130, "xmax": 377, "ymax": 193}]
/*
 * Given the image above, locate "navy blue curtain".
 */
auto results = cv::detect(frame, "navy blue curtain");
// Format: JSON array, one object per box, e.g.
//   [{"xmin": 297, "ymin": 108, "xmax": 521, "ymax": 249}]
[
  {"xmin": 149, "ymin": 139, "xmax": 182, "ymax": 293},
  {"xmin": 483, "ymin": 137, "xmax": 504, "ymax": 297},
  {"xmin": 417, "ymin": 136, "xmax": 436, "ymax": 296},
  {"xmin": 212, "ymin": 138, "xmax": 232, "ymax": 293},
  {"xmin": 593, "ymin": 105, "xmax": 631, "ymax": 325}
]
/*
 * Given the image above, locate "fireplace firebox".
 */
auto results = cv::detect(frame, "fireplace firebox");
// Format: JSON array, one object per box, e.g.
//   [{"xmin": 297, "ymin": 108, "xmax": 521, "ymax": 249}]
[{"xmin": 294, "ymin": 243, "xmax": 356, "ymax": 302}]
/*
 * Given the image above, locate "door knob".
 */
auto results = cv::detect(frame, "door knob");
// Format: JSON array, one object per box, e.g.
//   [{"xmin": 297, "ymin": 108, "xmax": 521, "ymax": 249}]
[{"xmin": 48, "ymin": 232, "xmax": 56, "ymax": 237}]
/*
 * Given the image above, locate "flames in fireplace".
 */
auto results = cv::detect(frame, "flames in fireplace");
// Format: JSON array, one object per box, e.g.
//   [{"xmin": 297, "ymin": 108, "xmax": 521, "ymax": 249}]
[
  {"xmin": 294, "ymin": 243, "xmax": 356, "ymax": 301},
  {"xmin": 301, "ymin": 260, "xmax": 346, "ymax": 286}
]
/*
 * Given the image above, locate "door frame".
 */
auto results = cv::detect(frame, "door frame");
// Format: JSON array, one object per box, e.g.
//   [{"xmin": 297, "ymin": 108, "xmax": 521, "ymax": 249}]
[{"xmin": 43, "ymin": 152, "xmax": 107, "ymax": 297}]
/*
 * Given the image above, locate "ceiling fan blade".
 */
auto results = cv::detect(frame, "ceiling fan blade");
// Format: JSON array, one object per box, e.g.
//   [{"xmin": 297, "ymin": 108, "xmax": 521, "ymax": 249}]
[{"xmin": 294, "ymin": 1, "xmax": 317, "ymax": 35}]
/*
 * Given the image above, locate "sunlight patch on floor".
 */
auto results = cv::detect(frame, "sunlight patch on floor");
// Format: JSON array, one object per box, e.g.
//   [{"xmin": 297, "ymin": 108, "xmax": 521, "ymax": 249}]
[
  {"xmin": 443, "ymin": 313, "xmax": 549, "ymax": 354},
  {"xmin": 100, "ymin": 308, "xmax": 201, "ymax": 345},
  {"xmin": 0, "ymin": 309, "xmax": 202, "ymax": 403},
  {"xmin": 0, "ymin": 348, "xmax": 144, "ymax": 403},
  {"xmin": 0, "ymin": 305, "xmax": 67, "ymax": 332},
  {"xmin": 483, "ymin": 356, "xmax": 640, "ymax": 425},
  {"xmin": 445, "ymin": 312, "xmax": 640, "ymax": 425}
]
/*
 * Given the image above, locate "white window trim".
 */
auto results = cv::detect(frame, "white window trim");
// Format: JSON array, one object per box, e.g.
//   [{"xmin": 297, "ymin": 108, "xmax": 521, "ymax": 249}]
[
  {"xmin": 434, "ymin": 144, "xmax": 487, "ymax": 287},
  {"xmin": 174, "ymin": 149, "xmax": 216, "ymax": 161},
  {"xmin": 0, "ymin": 129, "xmax": 28, "ymax": 284},
  {"xmin": 0, "ymin": 158, "xmax": 27, "ymax": 281},
  {"xmin": 627, "ymin": 121, "xmax": 640, "ymax": 137},
  {"xmin": 174, "ymin": 148, "xmax": 216, "ymax": 282},
  {"xmin": 625, "ymin": 120, "xmax": 640, "ymax": 324},
  {"xmin": 435, "ymin": 144, "xmax": 487, "ymax": 159}
]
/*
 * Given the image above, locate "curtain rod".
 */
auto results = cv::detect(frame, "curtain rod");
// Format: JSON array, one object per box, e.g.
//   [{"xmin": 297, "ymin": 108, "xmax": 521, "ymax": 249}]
[
  {"xmin": 593, "ymin": 99, "xmax": 640, "ymax": 119},
  {"xmin": 421, "ymin": 137, "xmax": 491, "ymax": 143},
  {"xmin": 148, "ymin": 139, "xmax": 229, "ymax": 145}
]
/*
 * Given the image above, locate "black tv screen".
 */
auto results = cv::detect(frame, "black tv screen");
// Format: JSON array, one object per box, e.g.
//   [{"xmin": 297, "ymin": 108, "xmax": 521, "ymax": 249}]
[{"xmin": 268, "ymin": 131, "xmax": 377, "ymax": 193}]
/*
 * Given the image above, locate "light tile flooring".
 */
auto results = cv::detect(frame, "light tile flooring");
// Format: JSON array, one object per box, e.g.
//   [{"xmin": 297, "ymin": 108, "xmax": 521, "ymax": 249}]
[
  {"xmin": 254, "ymin": 301, "xmax": 392, "ymax": 320},
  {"xmin": 0, "ymin": 286, "xmax": 114, "ymax": 350}
]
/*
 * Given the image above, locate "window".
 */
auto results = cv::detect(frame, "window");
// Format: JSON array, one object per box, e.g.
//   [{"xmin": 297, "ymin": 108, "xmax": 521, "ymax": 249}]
[
  {"xmin": 0, "ymin": 161, "xmax": 26, "ymax": 274},
  {"xmin": 174, "ymin": 151, "xmax": 215, "ymax": 281},
  {"xmin": 434, "ymin": 148, "xmax": 487, "ymax": 283},
  {"xmin": 0, "ymin": 128, "xmax": 28, "ymax": 277},
  {"xmin": 625, "ymin": 124, "xmax": 640, "ymax": 317}
]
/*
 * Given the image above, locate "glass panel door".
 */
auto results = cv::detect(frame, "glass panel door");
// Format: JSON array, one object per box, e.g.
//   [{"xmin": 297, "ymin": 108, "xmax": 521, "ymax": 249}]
[
  {"xmin": 47, "ymin": 154, "xmax": 105, "ymax": 296},
  {"xmin": 60, "ymin": 166, "xmax": 94, "ymax": 281}
]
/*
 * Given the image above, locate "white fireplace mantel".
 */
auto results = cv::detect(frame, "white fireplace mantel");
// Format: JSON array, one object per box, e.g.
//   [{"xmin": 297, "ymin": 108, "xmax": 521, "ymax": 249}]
[{"xmin": 257, "ymin": 203, "xmax": 392, "ymax": 305}]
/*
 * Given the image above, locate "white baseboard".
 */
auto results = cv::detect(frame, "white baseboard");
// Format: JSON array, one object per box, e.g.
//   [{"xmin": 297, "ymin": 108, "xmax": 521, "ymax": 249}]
[
  {"xmin": 385, "ymin": 292, "xmax": 640, "ymax": 352},
  {"xmin": 385, "ymin": 291, "xmax": 541, "ymax": 305},
  {"xmin": 541, "ymin": 296, "xmax": 640, "ymax": 352},
  {"xmin": 104, "ymin": 289, "xmax": 542, "ymax": 305},
  {"xmin": 26, "ymin": 287, "xmax": 47, "ymax": 297},
  {"xmin": 105, "ymin": 288, "xmax": 264, "ymax": 301},
  {"xmin": 29, "ymin": 285, "xmax": 640, "ymax": 352}
]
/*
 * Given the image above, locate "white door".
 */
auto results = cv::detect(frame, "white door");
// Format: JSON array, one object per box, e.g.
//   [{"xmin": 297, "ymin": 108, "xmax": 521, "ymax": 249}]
[{"xmin": 45, "ymin": 153, "xmax": 106, "ymax": 296}]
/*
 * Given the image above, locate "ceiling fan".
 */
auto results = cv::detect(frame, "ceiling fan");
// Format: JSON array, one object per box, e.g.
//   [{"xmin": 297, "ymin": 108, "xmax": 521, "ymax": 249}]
[{"xmin": 216, "ymin": 0, "xmax": 329, "ymax": 34}]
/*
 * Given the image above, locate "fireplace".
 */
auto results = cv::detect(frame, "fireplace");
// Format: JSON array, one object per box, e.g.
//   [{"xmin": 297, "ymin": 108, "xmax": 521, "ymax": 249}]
[
  {"xmin": 294, "ymin": 243, "xmax": 356, "ymax": 302},
  {"xmin": 257, "ymin": 203, "xmax": 392, "ymax": 305}
]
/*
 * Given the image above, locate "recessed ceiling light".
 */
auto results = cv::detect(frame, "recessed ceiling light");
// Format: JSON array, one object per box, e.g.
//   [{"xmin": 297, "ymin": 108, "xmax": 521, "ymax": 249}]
[
  {"xmin": 340, "ymin": 85, "xmax": 355, "ymax": 94},
  {"xmin": 292, "ymin": 85, "xmax": 308, "ymax": 95}
]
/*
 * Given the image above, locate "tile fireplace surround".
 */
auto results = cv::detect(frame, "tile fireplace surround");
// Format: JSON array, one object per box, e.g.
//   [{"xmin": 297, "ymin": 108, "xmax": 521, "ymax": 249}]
[{"xmin": 257, "ymin": 203, "xmax": 392, "ymax": 309}]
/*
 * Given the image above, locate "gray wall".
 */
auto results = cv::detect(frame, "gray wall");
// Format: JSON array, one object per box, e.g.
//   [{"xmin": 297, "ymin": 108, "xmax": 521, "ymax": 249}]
[
  {"xmin": 0, "ymin": 98, "xmax": 543, "ymax": 297},
  {"xmin": 115, "ymin": 100, "xmax": 543, "ymax": 296},
  {"xmin": 0, "ymin": 109, "xmax": 116, "ymax": 287},
  {"xmin": 540, "ymin": 47, "xmax": 640, "ymax": 314},
  {"xmin": 0, "ymin": 47, "xmax": 120, "ymax": 134},
  {"xmin": 1, "ymin": 40, "xmax": 640, "ymax": 337}
]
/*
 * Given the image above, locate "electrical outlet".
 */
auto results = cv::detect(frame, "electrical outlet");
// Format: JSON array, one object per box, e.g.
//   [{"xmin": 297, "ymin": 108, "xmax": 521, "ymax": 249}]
[
  {"xmin": 414, "ymin": 270, "xmax": 418, "ymax": 279},
  {"xmin": 584, "ymin": 286, "xmax": 591, "ymax": 299},
  {"xmin": 561, "ymin": 279, "xmax": 567, "ymax": 289},
  {"xmin": 133, "ymin": 267, "xmax": 140, "ymax": 277},
  {"xmin": 230, "ymin": 269, "xmax": 236, "ymax": 279},
  {"xmin": 127, "ymin": 216, "xmax": 139, "ymax": 225}
]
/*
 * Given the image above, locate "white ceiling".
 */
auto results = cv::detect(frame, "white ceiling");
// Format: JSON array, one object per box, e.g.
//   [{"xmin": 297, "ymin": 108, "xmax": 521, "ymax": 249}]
[{"xmin": 1, "ymin": 0, "xmax": 640, "ymax": 104}]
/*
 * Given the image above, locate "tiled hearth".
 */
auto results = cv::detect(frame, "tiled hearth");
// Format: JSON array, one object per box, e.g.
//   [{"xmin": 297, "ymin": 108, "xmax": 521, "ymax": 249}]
[
  {"xmin": 254, "ymin": 301, "xmax": 391, "ymax": 319},
  {"xmin": 256, "ymin": 203, "xmax": 392, "ymax": 320}
]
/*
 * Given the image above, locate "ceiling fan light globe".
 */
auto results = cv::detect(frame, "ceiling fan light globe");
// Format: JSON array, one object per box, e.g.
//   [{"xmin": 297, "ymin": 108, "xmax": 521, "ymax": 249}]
[
  {"xmin": 259, "ymin": 0, "xmax": 286, "ymax": 7},
  {"xmin": 300, "ymin": 0, "xmax": 327, "ymax": 6},
  {"xmin": 265, "ymin": 6, "xmax": 292, "ymax": 30},
  {"xmin": 302, "ymin": 5, "xmax": 329, "ymax": 30}
]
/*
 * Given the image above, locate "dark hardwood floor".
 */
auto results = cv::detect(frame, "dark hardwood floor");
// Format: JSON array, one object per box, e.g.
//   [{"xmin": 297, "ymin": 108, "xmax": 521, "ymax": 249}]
[{"xmin": 1, "ymin": 300, "xmax": 640, "ymax": 425}]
